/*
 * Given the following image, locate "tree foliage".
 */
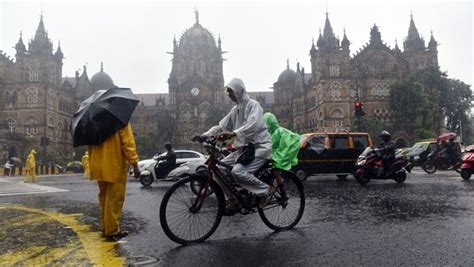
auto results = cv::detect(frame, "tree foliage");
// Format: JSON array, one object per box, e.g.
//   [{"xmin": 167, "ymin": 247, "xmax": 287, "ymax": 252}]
[{"xmin": 390, "ymin": 67, "xmax": 472, "ymax": 142}]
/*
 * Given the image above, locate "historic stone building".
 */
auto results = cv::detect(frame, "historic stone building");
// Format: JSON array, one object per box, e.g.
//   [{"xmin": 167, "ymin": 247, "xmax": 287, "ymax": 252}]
[
  {"xmin": 0, "ymin": 16, "xmax": 115, "ymax": 162},
  {"xmin": 273, "ymin": 13, "xmax": 438, "ymax": 146},
  {"xmin": 132, "ymin": 11, "xmax": 273, "ymax": 150}
]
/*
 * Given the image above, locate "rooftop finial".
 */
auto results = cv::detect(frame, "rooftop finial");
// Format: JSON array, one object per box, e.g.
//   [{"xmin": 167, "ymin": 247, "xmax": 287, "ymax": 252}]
[
  {"xmin": 100, "ymin": 61, "xmax": 104, "ymax": 72},
  {"xmin": 194, "ymin": 7, "xmax": 199, "ymax": 24},
  {"xmin": 286, "ymin": 59, "xmax": 289, "ymax": 69}
]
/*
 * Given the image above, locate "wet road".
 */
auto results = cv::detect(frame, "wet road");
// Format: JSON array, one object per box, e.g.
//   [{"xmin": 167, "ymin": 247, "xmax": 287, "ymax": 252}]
[{"xmin": 1, "ymin": 170, "xmax": 474, "ymax": 266}]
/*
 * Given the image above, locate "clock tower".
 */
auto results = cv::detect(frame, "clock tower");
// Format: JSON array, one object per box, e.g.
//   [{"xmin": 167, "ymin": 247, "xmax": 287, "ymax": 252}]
[{"xmin": 168, "ymin": 10, "xmax": 227, "ymax": 147}]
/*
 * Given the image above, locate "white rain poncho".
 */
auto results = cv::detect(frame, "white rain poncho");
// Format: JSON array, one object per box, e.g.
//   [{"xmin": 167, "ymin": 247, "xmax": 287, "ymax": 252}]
[{"xmin": 203, "ymin": 78, "xmax": 272, "ymax": 159}]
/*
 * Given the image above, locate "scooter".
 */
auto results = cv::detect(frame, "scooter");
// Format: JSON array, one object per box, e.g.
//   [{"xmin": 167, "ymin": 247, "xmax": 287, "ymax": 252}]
[
  {"xmin": 140, "ymin": 159, "xmax": 183, "ymax": 186},
  {"xmin": 354, "ymin": 147, "xmax": 411, "ymax": 185},
  {"xmin": 422, "ymin": 151, "xmax": 461, "ymax": 174},
  {"xmin": 460, "ymin": 147, "xmax": 474, "ymax": 180}
]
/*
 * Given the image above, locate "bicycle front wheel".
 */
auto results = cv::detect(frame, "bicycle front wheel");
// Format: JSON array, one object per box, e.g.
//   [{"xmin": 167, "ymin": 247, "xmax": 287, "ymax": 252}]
[
  {"xmin": 159, "ymin": 176, "xmax": 224, "ymax": 245},
  {"xmin": 258, "ymin": 170, "xmax": 305, "ymax": 231}
]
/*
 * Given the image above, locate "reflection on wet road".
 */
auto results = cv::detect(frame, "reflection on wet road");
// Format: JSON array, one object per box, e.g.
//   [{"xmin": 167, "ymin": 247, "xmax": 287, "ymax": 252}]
[{"xmin": 1, "ymin": 170, "xmax": 474, "ymax": 266}]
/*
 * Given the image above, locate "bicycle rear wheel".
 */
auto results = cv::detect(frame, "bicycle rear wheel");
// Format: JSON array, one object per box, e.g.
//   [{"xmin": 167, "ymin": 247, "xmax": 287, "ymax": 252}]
[
  {"xmin": 258, "ymin": 170, "xmax": 305, "ymax": 231},
  {"xmin": 159, "ymin": 176, "xmax": 224, "ymax": 245}
]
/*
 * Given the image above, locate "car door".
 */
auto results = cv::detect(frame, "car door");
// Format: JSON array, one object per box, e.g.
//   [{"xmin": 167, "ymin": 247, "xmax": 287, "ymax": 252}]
[
  {"xmin": 327, "ymin": 135, "xmax": 350, "ymax": 173},
  {"xmin": 299, "ymin": 135, "xmax": 327, "ymax": 175}
]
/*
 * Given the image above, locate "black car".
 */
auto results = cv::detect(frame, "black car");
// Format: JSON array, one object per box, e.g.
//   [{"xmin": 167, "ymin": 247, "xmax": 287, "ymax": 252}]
[{"xmin": 294, "ymin": 132, "xmax": 373, "ymax": 181}]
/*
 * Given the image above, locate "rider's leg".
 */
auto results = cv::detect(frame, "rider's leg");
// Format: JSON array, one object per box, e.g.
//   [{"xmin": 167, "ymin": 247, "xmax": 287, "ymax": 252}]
[
  {"xmin": 231, "ymin": 157, "xmax": 269, "ymax": 197},
  {"xmin": 216, "ymin": 153, "xmax": 237, "ymax": 200}
]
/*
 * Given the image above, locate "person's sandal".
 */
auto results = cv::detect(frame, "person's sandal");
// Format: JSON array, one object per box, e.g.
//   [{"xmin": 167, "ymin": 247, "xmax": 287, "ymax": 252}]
[{"xmin": 104, "ymin": 231, "xmax": 129, "ymax": 242}]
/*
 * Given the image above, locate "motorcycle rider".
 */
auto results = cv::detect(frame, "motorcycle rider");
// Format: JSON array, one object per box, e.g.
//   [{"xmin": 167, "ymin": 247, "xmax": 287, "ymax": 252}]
[
  {"xmin": 376, "ymin": 130, "xmax": 395, "ymax": 176},
  {"xmin": 194, "ymin": 78, "xmax": 273, "ymax": 211},
  {"xmin": 156, "ymin": 142, "xmax": 177, "ymax": 174},
  {"xmin": 443, "ymin": 138, "xmax": 460, "ymax": 167}
]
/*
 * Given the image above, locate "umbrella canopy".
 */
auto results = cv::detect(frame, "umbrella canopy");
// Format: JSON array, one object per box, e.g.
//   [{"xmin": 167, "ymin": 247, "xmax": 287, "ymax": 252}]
[
  {"xmin": 437, "ymin": 132, "xmax": 457, "ymax": 143},
  {"xmin": 67, "ymin": 161, "xmax": 82, "ymax": 167},
  {"xmin": 72, "ymin": 87, "xmax": 139, "ymax": 147},
  {"xmin": 9, "ymin": 157, "xmax": 22, "ymax": 164}
]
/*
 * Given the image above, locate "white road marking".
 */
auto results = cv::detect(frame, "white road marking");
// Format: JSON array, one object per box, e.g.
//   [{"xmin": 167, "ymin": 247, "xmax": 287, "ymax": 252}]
[{"xmin": 0, "ymin": 178, "xmax": 69, "ymax": 197}]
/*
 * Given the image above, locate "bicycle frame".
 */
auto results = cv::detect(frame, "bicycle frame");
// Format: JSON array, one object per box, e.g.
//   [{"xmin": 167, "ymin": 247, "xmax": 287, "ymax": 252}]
[{"xmin": 192, "ymin": 140, "xmax": 252, "ymax": 211}]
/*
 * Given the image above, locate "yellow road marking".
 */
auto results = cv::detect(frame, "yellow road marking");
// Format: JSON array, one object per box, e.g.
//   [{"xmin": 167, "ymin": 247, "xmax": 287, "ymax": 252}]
[{"xmin": 0, "ymin": 204, "xmax": 125, "ymax": 266}]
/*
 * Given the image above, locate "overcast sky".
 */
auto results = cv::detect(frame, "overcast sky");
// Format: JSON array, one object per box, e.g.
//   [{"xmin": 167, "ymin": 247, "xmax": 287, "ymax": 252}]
[{"xmin": 1, "ymin": 0, "xmax": 472, "ymax": 94}]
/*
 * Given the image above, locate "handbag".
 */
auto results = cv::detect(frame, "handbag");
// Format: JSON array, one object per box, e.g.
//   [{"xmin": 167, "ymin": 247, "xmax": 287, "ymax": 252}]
[{"xmin": 236, "ymin": 143, "xmax": 255, "ymax": 165}]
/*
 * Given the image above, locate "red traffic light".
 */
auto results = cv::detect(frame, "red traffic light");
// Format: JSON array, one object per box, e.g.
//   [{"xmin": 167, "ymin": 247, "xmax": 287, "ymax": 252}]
[{"xmin": 354, "ymin": 101, "xmax": 361, "ymax": 107}]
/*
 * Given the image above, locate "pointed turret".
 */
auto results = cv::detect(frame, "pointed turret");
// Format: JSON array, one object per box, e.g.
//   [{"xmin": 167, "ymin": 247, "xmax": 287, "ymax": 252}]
[
  {"xmin": 394, "ymin": 39, "xmax": 401, "ymax": 53},
  {"xmin": 15, "ymin": 31, "xmax": 26, "ymax": 54},
  {"xmin": 29, "ymin": 14, "xmax": 53, "ymax": 54},
  {"xmin": 428, "ymin": 30, "xmax": 438, "ymax": 50},
  {"xmin": 310, "ymin": 38, "xmax": 317, "ymax": 55},
  {"xmin": 403, "ymin": 13, "xmax": 425, "ymax": 51},
  {"xmin": 322, "ymin": 13, "xmax": 339, "ymax": 48},
  {"xmin": 218, "ymin": 35, "xmax": 222, "ymax": 50},
  {"xmin": 54, "ymin": 41, "xmax": 63, "ymax": 59},
  {"xmin": 316, "ymin": 28, "xmax": 324, "ymax": 48},
  {"xmin": 341, "ymin": 28, "xmax": 350, "ymax": 50},
  {"xmin": 369, "ymin": 24, "xmax": 382, "ymax": 45}
]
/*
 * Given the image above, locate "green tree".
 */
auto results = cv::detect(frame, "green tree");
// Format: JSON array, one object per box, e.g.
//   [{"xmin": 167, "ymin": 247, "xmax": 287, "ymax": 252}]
[{"xmin": 443, "ymin": 78, "xmax": 472, "ymax": 140}]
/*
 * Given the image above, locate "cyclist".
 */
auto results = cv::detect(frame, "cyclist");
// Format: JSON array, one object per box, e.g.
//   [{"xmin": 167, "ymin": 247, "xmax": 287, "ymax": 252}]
[{"xmin": 195, "ymin": 78, "xmax": 273, "ymax": 210}]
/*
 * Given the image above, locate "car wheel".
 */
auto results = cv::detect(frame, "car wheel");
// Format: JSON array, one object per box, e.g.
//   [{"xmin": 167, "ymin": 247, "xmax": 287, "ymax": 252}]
[
  {"xmin": 337, "ymin": 174, "xmax": 348, "ymax": 181},
  {"xmin": 294, "ymin": 168, "xmax": 307, "ymax": 181}
]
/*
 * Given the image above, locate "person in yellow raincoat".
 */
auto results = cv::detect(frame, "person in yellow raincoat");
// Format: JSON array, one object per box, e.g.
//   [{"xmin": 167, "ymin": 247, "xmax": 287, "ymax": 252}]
[
  {"xmin": 88, "ymin": 122, "xmax": 140, "ymax": 241},
  {"xmin": 82, "ymin": 151, "xmax": 90, "ymax": 179},
  {"xmin": 24, "ymin": 149, "xmax": 37, "ymax": 183}
]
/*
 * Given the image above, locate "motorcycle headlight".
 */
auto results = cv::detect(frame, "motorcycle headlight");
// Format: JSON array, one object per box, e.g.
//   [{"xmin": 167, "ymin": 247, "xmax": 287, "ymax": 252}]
[
  {"xmin": 414, "ymin": 156, "xmax": 420, "ymax": 161},
  {"xmin": 357, "ymin": 159, "xmax": 366, "ymax": 166}
]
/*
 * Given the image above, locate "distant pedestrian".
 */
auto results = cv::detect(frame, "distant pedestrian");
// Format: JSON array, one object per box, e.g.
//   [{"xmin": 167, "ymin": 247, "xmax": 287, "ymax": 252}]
[
  {"xmin": 4, "ymin": 160, "xmax": 13, "ymax": 177},
  {"xmin": 24, "ymin": 149, "xmax": 37, "ymax": 183},
  {"xmin": 82, "ymin": 151, "xmax": 90, "ymax": 179},
  {"xmin": 88, "ymin": 123, "xmax": 140, "ymax": 242}
]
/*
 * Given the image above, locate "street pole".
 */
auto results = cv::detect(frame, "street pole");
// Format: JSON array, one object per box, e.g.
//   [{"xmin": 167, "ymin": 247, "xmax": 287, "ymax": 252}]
[{"xmin": 43, "ymin": 85, "xmax": 48, "ymax": 172}]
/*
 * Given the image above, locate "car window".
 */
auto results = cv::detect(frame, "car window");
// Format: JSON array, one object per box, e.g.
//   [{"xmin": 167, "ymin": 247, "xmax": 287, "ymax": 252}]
[
  {"xmin": 175, "ymin": 152, "xmax": 184, "ymax": 159},
  {"xmin": 182, "ymin": 152, "xmax": 200, "ymax": 158},
  {"xmin": 308, "ymin": 136, "xmax": 325, "ymax": 148},
  {"xmin": 330, "ymin": 136, "xmax": 349, "ymax": 149},
  {"xmin": 352, "ymin": 135, "xmax": 369, "ymax": 149},
  {"xmin": 427, "ymin": 144, "xmax": 437, "ymax": 152}
]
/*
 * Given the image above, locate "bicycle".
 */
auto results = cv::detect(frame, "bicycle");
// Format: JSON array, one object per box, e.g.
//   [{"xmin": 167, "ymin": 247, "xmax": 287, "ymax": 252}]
[{"xmin": 159, "ymin": 136, "xmax": 305, "ymax": 245}]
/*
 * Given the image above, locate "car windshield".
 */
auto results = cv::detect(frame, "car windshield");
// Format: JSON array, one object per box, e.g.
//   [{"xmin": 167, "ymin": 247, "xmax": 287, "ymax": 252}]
[{"xmin": 411, "ymin": 143, "xmax": 429, "ymax": 151}]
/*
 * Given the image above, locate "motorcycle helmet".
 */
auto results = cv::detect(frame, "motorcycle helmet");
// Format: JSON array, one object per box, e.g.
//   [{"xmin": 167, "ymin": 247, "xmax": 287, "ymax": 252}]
[
  {"xmin": 379, "ymin": 130, "xmax": 391, "ymax": 142},
  {"xmin": 164, "ymin": 142, "xmax": 173, "ymax": 150}
]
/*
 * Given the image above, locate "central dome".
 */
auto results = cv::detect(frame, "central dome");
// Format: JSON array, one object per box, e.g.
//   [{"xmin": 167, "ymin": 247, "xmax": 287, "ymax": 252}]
[
  {"xmin": 90, "ymin": 63, "xmax": 115, "ymax": 91},
  {"xmin": 179, "ymin": 23, "xmax": 216, "ymax": 48}
]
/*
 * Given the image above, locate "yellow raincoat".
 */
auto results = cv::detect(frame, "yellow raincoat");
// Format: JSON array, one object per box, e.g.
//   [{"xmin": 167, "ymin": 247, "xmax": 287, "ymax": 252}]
[
  {"xmin": 88, "ymin": 123, "xmax": 139, "ymax": 236},
  {"xmin": 82, "ymin": 151, "xmax": 90, "ymax": 179},
  {"xmin": 24, "ymin": 149, "xmax": 37, "ymax": 183}
]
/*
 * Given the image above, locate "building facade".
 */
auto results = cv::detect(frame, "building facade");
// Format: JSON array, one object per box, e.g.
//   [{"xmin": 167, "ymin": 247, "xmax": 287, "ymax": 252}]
[
  {"xmin": 273, "ymin": 14, "xmax": 438, "ymax": 146},
  {"xmin": 0, "ymin": 16, "xmax": 115, "ymax": 162}
]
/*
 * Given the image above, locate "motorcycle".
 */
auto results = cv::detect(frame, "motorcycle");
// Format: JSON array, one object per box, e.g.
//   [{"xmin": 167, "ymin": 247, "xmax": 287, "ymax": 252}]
[
  {"xmin": 140, "ymin": 159, "xmax": 182, "ymax": 186},
  {"xmin": 421, "ymin": 150, "xmax": 461, "ymax": 174},
  {"xmin": 354, "ymin": 147, "xmax": 411, "ymax": 185},
  {"xmin": 460, "ymin": 146, "xmax": 474, "ymax": 180}
]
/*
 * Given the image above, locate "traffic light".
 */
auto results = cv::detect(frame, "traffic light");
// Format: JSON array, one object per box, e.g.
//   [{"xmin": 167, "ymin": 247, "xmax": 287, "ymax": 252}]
[{"xmin": 354, "ymin": 101, "xmax": 365, "ymax": 117}]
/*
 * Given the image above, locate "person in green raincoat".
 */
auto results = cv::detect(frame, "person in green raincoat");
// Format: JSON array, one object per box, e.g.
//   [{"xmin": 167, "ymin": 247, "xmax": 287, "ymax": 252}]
[{"xmin": 263, "ymin": 112, "xmax": 300, "ymax": 174}]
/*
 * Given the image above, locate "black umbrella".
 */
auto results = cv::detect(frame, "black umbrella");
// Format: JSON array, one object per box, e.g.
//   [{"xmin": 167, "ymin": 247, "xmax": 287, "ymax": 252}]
[{"xmin": 72, "ymin": 87, "xmax": 139, "ymax": 147}]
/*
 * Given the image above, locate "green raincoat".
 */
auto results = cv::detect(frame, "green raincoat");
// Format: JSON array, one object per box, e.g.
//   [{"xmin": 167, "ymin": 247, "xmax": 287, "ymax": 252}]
[{"xmin": 263, "ymin": 112, "xmax": 300, "ymax": 171}]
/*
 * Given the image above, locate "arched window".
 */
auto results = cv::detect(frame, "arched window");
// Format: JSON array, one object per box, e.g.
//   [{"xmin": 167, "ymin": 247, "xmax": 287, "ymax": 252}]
[
  {"xmin": 25, "ymin": 117, "xmax": 38, "ymax": 137},
  {"xmin": 331, "ymin": 109, "xmax": 344, "ymax": 128},
  {"xmin": 7, "ymin": 118, "xmax": 16, "ymax": 133}
]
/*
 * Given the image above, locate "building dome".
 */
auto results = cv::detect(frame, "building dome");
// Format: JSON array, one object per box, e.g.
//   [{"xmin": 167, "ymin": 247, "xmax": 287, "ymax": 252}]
[
  {"xmin": 278, "ymin": 62, "xmax": 297, "ymax": 83},
  {"xmin": 179, "ymin": 23, "xmax": 217, "ymax": 48},
  {"xmin": 90, "ymin": 63, "xmax": 115, "ymax": 91}
]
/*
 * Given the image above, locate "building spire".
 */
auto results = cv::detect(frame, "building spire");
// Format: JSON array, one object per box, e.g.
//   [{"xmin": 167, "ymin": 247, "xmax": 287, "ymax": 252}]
[
  {"xmin": 322, "ymin": 12, "xmax": 338, "ymax": 48},
  {"xmin": 341, "ymin": 27, "xmax": 350, "ymax": 49},
  {"xmin": 286, "ymin": 59, "xmax": 289, "ymax": 70},
  {"xmin": 15, "ymin": 31, "xmax": 26, "ymax": 54},
  {"xmin": 54, "ymin": 40, "xmax": 63, "ymax": 59},
  {"xmin": 428, "ymin": 29, "xmax": 438, "ymax": 49},
  {"xmin": 404, "ymin": 12, "xmax": 425, "ymax": 51},
  {"xmin": 194, "ymin": 8, "xmax": 199, "ymax": 24},
  {"xmin": 100, "ymin": 61, "xmax": 104, "ymax": 72}
]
